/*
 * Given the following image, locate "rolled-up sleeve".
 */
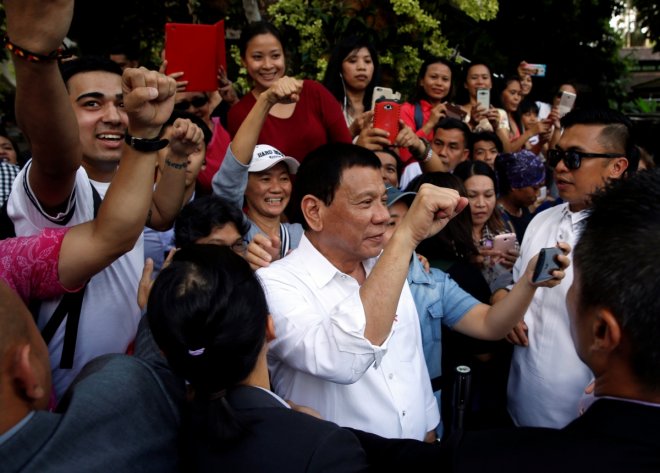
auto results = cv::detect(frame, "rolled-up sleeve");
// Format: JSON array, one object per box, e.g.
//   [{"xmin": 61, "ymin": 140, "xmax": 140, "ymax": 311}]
[{"xmin": 259, "ymin": 260, "xmax": 391, "ymax": 385}]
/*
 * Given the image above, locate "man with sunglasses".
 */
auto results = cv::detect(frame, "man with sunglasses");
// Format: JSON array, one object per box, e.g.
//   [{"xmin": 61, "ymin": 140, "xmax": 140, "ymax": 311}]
[{"xmin": 504, "ymin": 108, "xmax": 638, "ymax": 429}]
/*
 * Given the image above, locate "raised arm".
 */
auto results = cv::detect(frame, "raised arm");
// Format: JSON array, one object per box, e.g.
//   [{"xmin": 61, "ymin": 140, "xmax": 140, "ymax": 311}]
[
  {"xmin": 230, "ymin": 76, "xmax": 303, "ymax": 164},
  {"xmin": 394, "ymin": 122, "xmax": 450, "ymax": 174},
  {"xmin": 148, "ymin": 118, "xmax": 203, "ymax": 230},
  {"xmin": 453, "ymin": 242, "xmax": 570, "ymax": 340},
  {"xmin": 361, "ymin": 184, "xmax": 468, "ymax": 344},
  {"xmin": 212, "ymin": 77, "xmax": 302, "ymax": 205},
  {"xmin": 5, "ymin": 0, "xmax": 80, "ymax": 211},
  {"xmin": 57, "ymin": 68, "xmax": 176, "ymax": 289}
]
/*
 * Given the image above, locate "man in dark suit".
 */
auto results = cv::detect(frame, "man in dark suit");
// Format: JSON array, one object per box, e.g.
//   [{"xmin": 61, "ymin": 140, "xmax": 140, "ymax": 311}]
[{"xmin": 352, "ymin": 167, "xmax": 660, "ymax": 472}]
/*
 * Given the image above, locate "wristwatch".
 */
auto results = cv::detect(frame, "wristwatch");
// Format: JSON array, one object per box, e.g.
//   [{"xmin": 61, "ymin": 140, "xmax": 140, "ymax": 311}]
[
  {"xmin": 414, "ymin": 138, "xmax": 433, "ymax": 164},
  {"xmin": 124, "ymin": 133, "xmax": 169, "ymax": 152}
]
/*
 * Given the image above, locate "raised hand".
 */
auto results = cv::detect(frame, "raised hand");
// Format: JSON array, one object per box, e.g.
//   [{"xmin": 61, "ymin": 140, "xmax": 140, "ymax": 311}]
[
  {"xmin": 398, "ymin": 183, "xmax": 468, "ymax": 248},
  {"xmin": 122, "ymin": 67, "xmax": 177, "ymax": 138},
  {"xmin": 168, "ymin": 119, "xmax": 204, "ymax": 160},
  {"xmin": 217, "ymin": 65, "xmax": 239, "ymax": 105},
  {"xmin": 264, "ymin": 76, "xmax": 304, "ymax": 105},
  {"xmin": 4, "ymin": 0, "xmax": 74, "ymax": 55},
  {"xmin": 246, "ymin": 233, "xmax": 281, "ymax": 270}
]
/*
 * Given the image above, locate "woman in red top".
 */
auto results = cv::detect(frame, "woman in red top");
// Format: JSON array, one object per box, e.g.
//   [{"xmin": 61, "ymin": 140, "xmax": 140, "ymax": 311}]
[
  {"xmin": 399, "ymin": 57, "xmax": 456, "ymax": 165},
  {"xmin": 228, "ymin": 21, "xmax": 352, "ymax": 163}
]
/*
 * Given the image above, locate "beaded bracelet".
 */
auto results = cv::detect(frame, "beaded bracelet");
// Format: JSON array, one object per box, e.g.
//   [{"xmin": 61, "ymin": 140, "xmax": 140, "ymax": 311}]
[
  {"xmin": 3, "ymin": 35, "xmax": 69, "ymax": 63},
  {"xmin": 414, "ymin": 138, "xmax": 433, "ymax": 164}
]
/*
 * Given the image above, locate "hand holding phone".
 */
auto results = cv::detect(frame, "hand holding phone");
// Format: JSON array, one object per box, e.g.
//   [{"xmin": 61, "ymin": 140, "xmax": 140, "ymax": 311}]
[
  {"xmin": 373, "ymin": 100, "xmax": 401, "ymax": 145},
  {"xmin": 476, "ymin": 88, "xmax": 490, "ymax": 111},
  {"xmin": 532, "ymin": 247, "xmax": 562, "ymax": 283},
  {"xmin": 558, "ymin": 91, "xmax": 577, "ymax": 118},
  {"xmin": 492, "ymin": 233, "xmax": 517, "ymax": 254}
]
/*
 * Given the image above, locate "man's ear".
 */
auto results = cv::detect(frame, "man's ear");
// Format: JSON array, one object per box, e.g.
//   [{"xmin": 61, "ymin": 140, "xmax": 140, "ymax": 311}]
[
  {"xmin": 591, "ymin": 308, "xmax": 621, "ymax": 353},
  {"xmin": 266, "ymin": 314, "xmax": 276, "ymax": 342},
  {"xmin": 13, "ymin": 344, "xmax": 47, "ymax": 402},
  {"xmin": 609, "ymin": 157, "xmax": 629, "ymax": 178},
  {"xmin": 301, "ymin": 195, "xmax": 324, "ymax": 232}
]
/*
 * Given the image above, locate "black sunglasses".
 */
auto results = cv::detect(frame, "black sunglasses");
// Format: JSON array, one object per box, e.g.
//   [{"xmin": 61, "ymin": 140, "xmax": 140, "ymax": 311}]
[
  {"xmin": 174, "ymin": 95, "xmax": 209, "ymax": 111},
  {"xmin": 547, "ymin": 149, "xmax": 622, "ymax": 170}
]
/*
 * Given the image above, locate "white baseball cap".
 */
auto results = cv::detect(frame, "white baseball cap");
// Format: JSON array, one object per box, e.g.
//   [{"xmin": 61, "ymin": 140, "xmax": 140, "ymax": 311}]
[{"xmin": 248, "ymin": 144, "xmax": 299, "ymax": 174}]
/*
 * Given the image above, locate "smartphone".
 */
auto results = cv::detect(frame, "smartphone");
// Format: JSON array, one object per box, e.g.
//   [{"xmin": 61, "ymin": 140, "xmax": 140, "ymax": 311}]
[
  {"xmin": 558, "ymin": 91, "xmax": 577, "ymax": 117},
  {"xmin": 532, "ymin": 247, "xmax": 562, "ymax": 283},
  {"xmin": 492, "ymin": 233, "xmax": 517, "ymax": 254},
  {"xmin": 373, "ymin": 100, "xmax": 401, "ymax": 145},
  {"xmin": 476, "ymin": 88, "xmax": 490, "ymax": 110},
  {"xmin": 371, "ymin": 87, "xmax": 402, "ymax": 111},
  {"xmin": 525, "ymin": 63, "xmax": 547, "ymax": 77},
  {"xmin": 445, "ymin": 103, "xmax": 467, "ymax": 121}
]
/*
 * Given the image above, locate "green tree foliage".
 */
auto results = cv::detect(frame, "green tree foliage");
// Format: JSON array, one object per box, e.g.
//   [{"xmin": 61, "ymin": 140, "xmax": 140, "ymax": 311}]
[
  {"xmin": 0, "ymin": 0, "xmax": 635, "ymax": 108},
  {"xmin": 438, "ymin": 0, "xmax": 629, "ymax": 107},
  {"xmin": 631, "ymin": 0, "xmax": 659, "ymax": 51}
]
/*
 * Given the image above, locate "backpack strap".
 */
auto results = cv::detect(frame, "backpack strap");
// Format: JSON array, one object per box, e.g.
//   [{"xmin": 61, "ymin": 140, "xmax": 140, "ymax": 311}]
[
  {"xmin": 414, "ymin": 102, "xmax": 424, "ymax": 131},
  {"xmin": 38, "ymin": 180, "xmax": 104, "ymax": 369},
  {"xmin": 279, "ymin": 223, "xmax": 290, "ymax": 259}
]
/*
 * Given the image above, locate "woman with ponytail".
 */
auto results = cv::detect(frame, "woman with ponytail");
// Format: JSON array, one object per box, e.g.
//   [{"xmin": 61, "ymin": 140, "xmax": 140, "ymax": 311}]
[{"xmin": 147, "ymin": 244, "xmax": 368, "ymax": 472}]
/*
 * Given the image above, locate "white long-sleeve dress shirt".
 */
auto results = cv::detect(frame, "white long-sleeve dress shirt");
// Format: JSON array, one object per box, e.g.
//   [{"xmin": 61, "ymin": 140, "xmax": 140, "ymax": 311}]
[
  {"xmin": 507, "ymin": 203, "xmax": 593, "ymax": 428},
  {"xmin": 258, "ymin": 235, "xmax": 439, "ymax": 440}
]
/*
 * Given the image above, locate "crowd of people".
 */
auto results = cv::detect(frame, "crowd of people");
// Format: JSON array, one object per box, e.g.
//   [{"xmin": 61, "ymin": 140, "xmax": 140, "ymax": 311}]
[{"xmin": 1, "ymin": 0, "xmax": 659, "ymax": 472}]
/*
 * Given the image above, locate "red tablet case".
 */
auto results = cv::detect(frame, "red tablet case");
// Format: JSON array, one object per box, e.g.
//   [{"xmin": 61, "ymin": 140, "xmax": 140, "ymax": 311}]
[{"xmin": 165, "ymin": 20, "xmax": 226, "ymax": 92}]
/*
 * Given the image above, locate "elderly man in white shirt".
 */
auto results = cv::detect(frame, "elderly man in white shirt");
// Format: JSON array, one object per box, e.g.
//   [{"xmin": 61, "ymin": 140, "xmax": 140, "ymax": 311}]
[
  {"xmin": 258, "ymin": 142, "xmax": 468, "ymax": 441},
  {"xmin": 502, "ymin": 108, "xmax": 637, "ymax": 428}
]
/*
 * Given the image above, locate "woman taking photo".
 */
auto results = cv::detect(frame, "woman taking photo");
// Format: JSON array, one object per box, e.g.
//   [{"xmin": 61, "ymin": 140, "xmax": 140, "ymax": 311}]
[
  {"xmin": 399, "ymin": 57, "xmax": 460, "ymax": 164},
  {"xmin": 453, "ymin": 160, "xmax": 518, "ymax": 291},
  {"xmin": 322, "ymin": 35, "xmax": 380, "ymax": 137},
  {"xmin": 228, "ymin": 21, "xmax": 352, "ymax": 163},
  {"xmin": 496, "ymin": 76, "xmax": 550, "ymax": 153},
  {"xmin": 458, "ymin": 62, "xmax": 506, "ymax": 135}
]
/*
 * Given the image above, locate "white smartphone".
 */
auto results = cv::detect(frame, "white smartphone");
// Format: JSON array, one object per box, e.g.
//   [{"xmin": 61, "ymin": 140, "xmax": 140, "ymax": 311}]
[
  {"xmin": 476, "ymin": 88, "xmax": 490, "ymax": 110},
  {"xmin": 371, "ymin": 86, "xmax": 402, "ymax": 111},
  {"xmin": 558, "ymin": 91, "xmax": 577, "ymax": 117}
]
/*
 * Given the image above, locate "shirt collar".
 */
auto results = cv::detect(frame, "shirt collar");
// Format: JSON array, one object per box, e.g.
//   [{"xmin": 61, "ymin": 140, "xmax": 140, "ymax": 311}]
[
  {"xmin": 298, "ymin": 234, "xmax": 378, "ymax": 288},
  {"xmin": 560, "ymin": 203, "xmax": 590, "ymax": 225},
  {"xmin": 407, "ymin": 252, "xmax": 434, "ymax": 285}
]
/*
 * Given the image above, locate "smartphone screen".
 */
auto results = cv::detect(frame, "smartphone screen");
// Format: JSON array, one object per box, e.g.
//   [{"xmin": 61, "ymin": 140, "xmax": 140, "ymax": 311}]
[{"xmin": 373, "ymin": 100, "xmax": 401, "ymax": 144}]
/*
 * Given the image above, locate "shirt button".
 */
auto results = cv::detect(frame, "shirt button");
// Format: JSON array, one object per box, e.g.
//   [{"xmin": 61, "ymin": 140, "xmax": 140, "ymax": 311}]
[
  {"xmin": 402, "ymin": 410, "xmax": 406, "ymax": 417},
  {"xmin": 388, "ymin": 373, "xmax": 393, "ymax": 380}
]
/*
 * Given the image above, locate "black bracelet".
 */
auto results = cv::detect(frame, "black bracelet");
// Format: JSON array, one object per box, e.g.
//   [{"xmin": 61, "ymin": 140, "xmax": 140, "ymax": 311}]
[
  {"xmin": 165, "ymin": 159, "xmax": 186, "ymax": 170},
  {"xmin": 3, "ymin": 35, "xmax": 70, "ymax": 63},
  {"xmin": 124, "ymin": 133, "xmax": 169, "ymax": 152}
]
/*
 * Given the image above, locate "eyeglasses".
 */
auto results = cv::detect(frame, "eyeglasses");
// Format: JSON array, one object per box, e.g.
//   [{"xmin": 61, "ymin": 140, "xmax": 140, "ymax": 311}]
[
  {"xmin": 547, "ymin": 149, "xmax": 623, "ymax": 170},
  {"xmin": 174, "ymin": 95, "xmax": 209, "ymax": 111},
  {"xmin": 230, "ymin": 240, "xmax": 248, "ymax": 255}
]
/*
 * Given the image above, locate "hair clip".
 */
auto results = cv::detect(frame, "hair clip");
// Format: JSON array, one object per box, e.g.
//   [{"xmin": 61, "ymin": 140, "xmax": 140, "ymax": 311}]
[{"xmin": 188, "ymin": 347, "xmax": 205, "ymax": 356}]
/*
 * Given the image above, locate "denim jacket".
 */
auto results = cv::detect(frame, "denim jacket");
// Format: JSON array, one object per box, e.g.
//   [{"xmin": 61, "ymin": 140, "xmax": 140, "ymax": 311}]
[{"xmin": 407, "ymin": 254, "xmax": 480, "ymax": 381}]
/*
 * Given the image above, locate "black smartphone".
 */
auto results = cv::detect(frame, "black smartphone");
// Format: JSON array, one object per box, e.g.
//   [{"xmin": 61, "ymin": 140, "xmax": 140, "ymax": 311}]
[{"xmin": 532, "ymin": 247, "xmax": 562, "ymax": 283}]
